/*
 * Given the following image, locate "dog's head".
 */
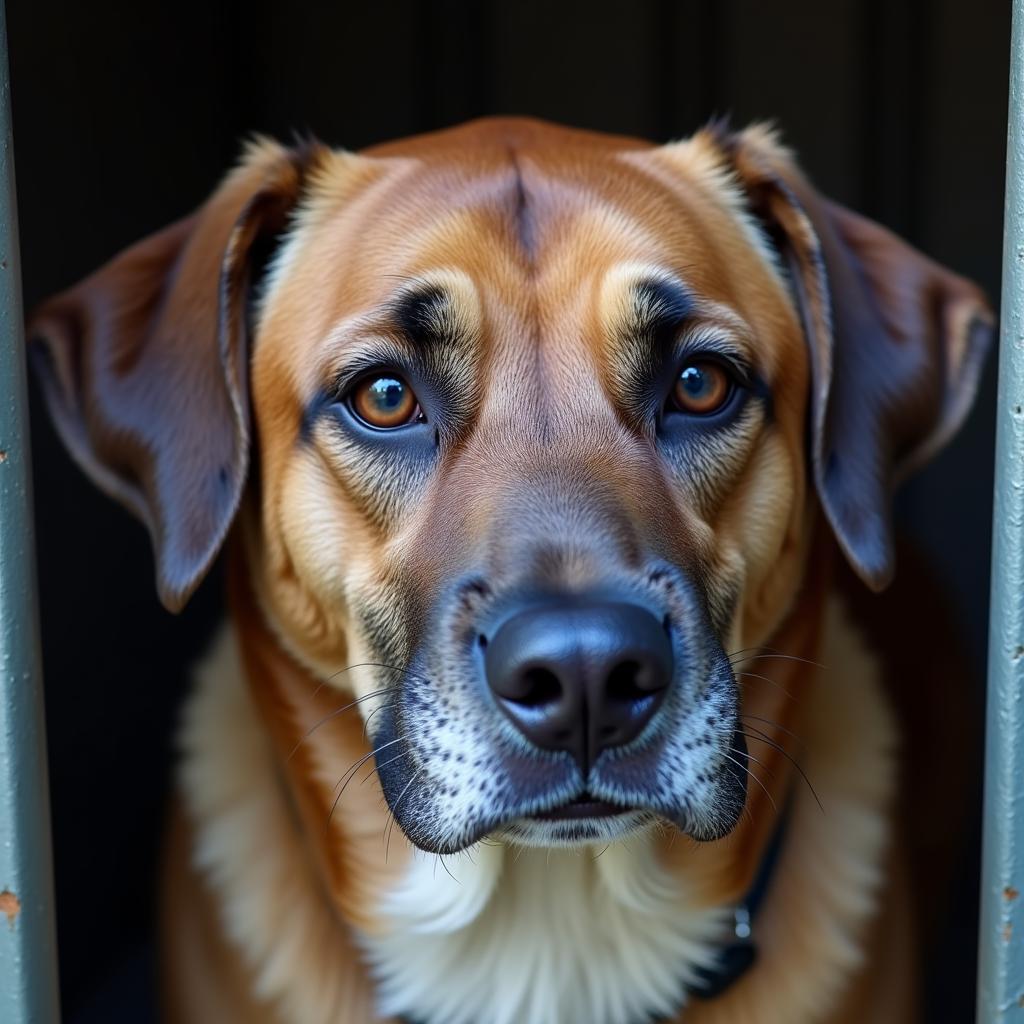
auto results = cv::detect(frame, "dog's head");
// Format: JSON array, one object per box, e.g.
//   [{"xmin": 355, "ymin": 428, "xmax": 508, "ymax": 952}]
[{"xmin": 30, "ymin": 119, "xmax": 991, "ymax": 854}]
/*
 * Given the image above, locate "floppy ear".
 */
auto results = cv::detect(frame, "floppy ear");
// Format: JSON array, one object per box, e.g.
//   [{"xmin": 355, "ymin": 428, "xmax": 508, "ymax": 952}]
[
  {"xmin": 709, "ymin": 124, "xmax": 994, "ymax": 591},
  {"xmin": 29, "ymin": 138, "xmax": 326, "ymax": 611}
]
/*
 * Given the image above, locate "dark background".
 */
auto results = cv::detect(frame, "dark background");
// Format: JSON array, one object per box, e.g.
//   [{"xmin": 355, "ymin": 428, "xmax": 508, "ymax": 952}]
[{"xmin": 9, "ymin": 0, "xmax": 1010, "ymax": 1019}]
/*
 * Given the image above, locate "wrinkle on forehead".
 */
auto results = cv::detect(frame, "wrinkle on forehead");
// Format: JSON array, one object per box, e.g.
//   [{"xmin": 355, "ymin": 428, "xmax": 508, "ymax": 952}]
[{"xmin": 508, "ymin": 148, "xmax": 536, "ymax": 261}]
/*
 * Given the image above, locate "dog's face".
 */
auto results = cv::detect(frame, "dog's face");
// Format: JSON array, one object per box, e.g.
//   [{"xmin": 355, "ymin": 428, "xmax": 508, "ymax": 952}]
[
  {"xmin": 30, "ymin": 119, "xmax": 991, "ymax": 856},
  {"xmin": 250, "ymin": 127, "xmax": 812, "ymax": 852}
]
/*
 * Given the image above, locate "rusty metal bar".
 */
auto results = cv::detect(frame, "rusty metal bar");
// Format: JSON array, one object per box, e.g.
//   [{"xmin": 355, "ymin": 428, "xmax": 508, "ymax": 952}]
[
  {"xmin": 978, "ymin": 0, "xmax": 1024, "ymax": 1017},
  {"xmin": 0, "ymin": 0, "xmax": 61, "ymax": 1018}
]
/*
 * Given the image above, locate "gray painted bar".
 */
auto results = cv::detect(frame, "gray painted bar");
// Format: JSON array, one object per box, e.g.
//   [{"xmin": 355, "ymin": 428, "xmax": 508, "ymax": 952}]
[
  {"xmin": 0, "ymin": 0, "xmax": 61, "ymax": 1019},
  {"xmin": 978, "ymin": 0, "xmax": 1024, "ymax": 1017}
]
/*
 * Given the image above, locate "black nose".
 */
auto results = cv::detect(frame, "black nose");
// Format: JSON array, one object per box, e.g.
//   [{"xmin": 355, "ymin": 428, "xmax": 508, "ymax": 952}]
[{"xmin": 484, "ymin": 600, "xmax": 673, "ymax": 774}]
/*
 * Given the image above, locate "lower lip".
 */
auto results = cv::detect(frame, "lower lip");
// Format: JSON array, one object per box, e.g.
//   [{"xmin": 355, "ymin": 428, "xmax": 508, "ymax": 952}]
[{"xmin": 530, "ymin": 799, "xmax": 631, "ymax": 821}]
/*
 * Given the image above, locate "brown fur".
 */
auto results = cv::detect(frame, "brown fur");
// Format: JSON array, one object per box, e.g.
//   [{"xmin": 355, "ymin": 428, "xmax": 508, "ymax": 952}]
[{"xmin": 30, "ymin": 117, "xmax": 991, "ymax": 1023}]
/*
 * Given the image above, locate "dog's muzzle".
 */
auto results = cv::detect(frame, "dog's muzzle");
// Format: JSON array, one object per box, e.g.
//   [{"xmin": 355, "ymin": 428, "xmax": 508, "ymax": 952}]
[{"xmin": 372, "ymin": 558, "xmax": 745, "ymax": 853}]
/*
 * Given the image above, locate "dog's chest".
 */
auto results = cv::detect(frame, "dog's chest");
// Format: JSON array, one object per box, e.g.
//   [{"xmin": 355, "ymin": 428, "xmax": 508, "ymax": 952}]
[{"xmin": 358, "ymin": 837, "xmax": 730, "ymax": 1024}]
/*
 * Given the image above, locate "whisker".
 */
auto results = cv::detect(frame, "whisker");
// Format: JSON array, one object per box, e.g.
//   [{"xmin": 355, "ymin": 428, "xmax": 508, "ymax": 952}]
[
  {"xmin": 725, "ymin": 787, "xmax": 756, "ymax": 833},
  {"xmin": 736, "ymin": 670, "xmax": 794, "ymax": 701},
  {"xmin": 288, "ymin": 687, "xmax": 398, "ymax": 762},
  {"xmin": 362, "ymin": 701, "xmax": 395, "ymax": 741},
  {"xmin": 360, "ymin": 748, "xmax": 407, "ymax": 785},
  {"xmin": 336, "ymin": 737, "xmax": 405, "ymax": 797},
  {"xmin": 325, "ymin": 736, "xmax": 404, "ymax": 831},
  {"xmin": 721, "ymin": 750, "xmax": 777, "ymax": 814},
  {"xmin": 385, "ymin": 768, "xmax": 423, "ymax": 862},
  {"xmin": 436, "ymin": 855, "xmax": 460, "ymax": 885},
  {"xmin": 311, "ymin": 663, "xmax": 418, "ymax": 700},
  {"xmin": 382, "ymin": 809, "xmax": 397, "ymax": 861},
  {"xmin": 729, "ymin": 651, "xmax": 826, "ymax": 671},
  {"xmin": 739, "ymin": 713, "xmax": 803, "ymax": 745},
  {"xmin": 741, "ymin": 727, "xmax": 824, "ymax": 813},
  {"xmin": 733, "ymin": 745, "xmax": 777, "ymax": 782},
  {"xmin": 726, "ymin": 645, "xmax": 773, "ymax": 661}
]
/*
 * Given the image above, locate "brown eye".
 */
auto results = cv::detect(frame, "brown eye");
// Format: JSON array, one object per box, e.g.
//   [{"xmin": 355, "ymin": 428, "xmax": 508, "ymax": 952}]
[
  {"xmin": 672, "ymin": 361, "xmax": 732, "ymax": 415},
  {"xmin": 351, "ymin": 374, "xmax": 421, "ymax": 428}
]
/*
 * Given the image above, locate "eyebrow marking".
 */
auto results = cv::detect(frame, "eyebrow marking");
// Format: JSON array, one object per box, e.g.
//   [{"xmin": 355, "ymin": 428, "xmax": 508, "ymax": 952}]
[
  {"xmin": 628, "ymin": 277, "xmax": 693, "ymax": 341},
  {"xmin": 390, "ymin": 285, "xmax": 459, "ymax": 349},
  {"xmin": 609, "ymin": 277, "xmax": 694, "ymax": 395}
]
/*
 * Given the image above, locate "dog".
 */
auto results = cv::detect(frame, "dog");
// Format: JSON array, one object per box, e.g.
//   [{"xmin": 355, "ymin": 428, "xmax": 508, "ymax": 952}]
[{"xmin": 30, "ymin": 117, "xmax": 992, "ymax": 1024}]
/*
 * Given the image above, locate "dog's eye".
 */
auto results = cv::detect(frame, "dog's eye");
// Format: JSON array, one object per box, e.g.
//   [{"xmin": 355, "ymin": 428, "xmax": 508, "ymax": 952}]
[
  {"xmin": 671, "ymin": 361, "xmax": 733, "ymax": 415},
  {"xmin": 350, "ymin": 374, "xmax": 422, "ymax": 428}
]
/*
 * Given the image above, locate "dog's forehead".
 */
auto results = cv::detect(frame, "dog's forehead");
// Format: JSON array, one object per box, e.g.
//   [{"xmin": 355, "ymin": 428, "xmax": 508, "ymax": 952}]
[{"xmin": 256, "ymin": 120, "xmax": 796, "ymax": 402}]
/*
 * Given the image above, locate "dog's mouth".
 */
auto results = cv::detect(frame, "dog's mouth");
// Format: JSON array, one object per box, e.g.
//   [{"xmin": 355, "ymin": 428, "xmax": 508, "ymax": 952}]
[
  {"xmin": 503, "ymin": 795, "xmax": 653, "ymax": 849},
  {"xmin": 528, "ymin": 795, "xmax": 634, "ymax": 821}
]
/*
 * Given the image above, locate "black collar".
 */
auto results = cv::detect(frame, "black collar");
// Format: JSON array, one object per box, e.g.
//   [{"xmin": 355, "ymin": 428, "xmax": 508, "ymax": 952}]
[{"xmin": 686, "ymin": 803, "xmax": 789, "ymax": 1000}]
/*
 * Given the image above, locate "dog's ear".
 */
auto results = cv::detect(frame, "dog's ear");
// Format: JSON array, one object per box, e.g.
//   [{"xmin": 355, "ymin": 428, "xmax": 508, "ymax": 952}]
[
  {"xmin": 700, "ymin": 124, "xmax": 994, "ymax": 591},
  {"xmin": 29, "ymin": 138, "xmax": 327, "ymax": 611}
]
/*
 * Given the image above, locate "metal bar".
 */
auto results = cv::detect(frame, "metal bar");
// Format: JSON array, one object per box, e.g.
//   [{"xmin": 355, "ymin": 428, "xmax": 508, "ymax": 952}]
[
  {"xmin": 0, "ymin": 0, "xmax": 62, "ymax": 1019},
  {"xmin": 978, "ymin": 1, "xmax": 1024, "ymax": 1017}
]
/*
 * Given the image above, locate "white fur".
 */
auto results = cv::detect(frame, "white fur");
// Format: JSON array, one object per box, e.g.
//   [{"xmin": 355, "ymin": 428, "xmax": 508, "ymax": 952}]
[{"xmin": 359, "ymin": 836, "xmax": 730, "ymax": 1024}]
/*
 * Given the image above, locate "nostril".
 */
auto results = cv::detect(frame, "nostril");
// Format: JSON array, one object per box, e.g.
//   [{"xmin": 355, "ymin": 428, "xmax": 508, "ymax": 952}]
[
  {"xmin": 606, "ymin": 657, "xmax": 668, "ymax": 703},
  {"xmin": 516, "ymin": 667, "xmax": 563, "ymax": 708},
  {"xmin": 477, "ymin": 633, "xmax": 489, "ymax": 650},
  {"xmin": 606, "ymin": 660, "xmax": 644, "ymax": 703},
  {"xmin": 662, "ymin": 613, "xmax": 672, "ymax": 636}
]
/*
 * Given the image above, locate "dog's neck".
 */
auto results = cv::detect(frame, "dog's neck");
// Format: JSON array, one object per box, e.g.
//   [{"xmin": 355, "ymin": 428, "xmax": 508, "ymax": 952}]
[{"xmin": 178, "ymin": 552, "xmax": 895, "ymax": 1024}]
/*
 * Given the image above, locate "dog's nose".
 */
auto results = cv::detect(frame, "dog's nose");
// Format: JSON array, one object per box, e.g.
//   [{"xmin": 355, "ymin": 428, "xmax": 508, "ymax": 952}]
[{"xmin": 484, "ymin": 601, "xmax": 673, "ymax": 774}]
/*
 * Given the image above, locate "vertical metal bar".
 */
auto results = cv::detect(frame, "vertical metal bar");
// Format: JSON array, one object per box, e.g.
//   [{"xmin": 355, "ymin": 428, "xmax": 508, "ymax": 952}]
[
  {"xmin": 979, "ymin": 0, "xmax": 1024, "ymax": 1017},
  {"xmin": 0, "ymin": 0, "xmax": 61, "ymax": 1019}
]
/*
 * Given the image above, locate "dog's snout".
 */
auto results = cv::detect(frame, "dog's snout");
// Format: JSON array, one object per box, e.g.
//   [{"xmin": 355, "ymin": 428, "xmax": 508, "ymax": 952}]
[{"xmin": 484, "ymin": 601, "xmax": 673, "ymax": 773}]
